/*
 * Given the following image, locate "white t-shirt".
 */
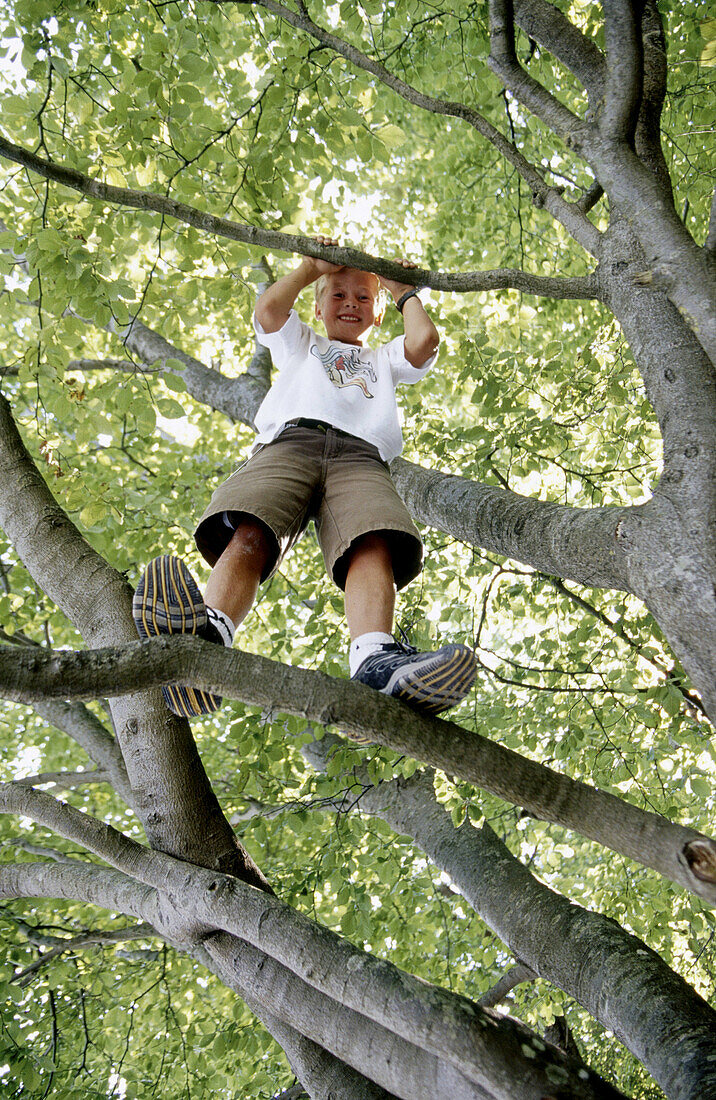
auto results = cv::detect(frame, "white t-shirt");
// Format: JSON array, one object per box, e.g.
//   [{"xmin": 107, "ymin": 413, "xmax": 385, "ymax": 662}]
[{"xmin": 252, "ymin": 310, "xmax": 435, "ymax": 462}]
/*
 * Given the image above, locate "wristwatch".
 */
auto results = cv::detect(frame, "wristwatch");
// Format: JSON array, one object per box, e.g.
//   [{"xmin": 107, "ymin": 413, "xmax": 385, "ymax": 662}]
[{"xmin": 395, "ymin": 288, "xmax": 421, "ymax": 312}]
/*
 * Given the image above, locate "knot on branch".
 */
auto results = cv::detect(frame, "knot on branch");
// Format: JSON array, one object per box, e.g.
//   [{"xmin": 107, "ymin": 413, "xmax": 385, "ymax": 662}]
[{"xmin": 682, "ymin": 838, "xmax": 716, "ymax": 885}]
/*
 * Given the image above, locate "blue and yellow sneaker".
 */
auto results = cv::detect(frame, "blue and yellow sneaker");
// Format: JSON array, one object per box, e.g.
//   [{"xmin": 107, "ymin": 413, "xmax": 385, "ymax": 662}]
[
  {"xmin": 132, "ymin": 555, "xmax": 224, "ymax": 718},
  {"xmin": 351, "ymin": 639, "xmax": 477, "ymax": 716}
]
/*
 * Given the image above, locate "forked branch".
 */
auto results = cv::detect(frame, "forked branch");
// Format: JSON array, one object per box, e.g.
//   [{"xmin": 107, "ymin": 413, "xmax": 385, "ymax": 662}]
[{"xmin": 488, "ymin": 0, "xmax": 584, "ymax": 142}]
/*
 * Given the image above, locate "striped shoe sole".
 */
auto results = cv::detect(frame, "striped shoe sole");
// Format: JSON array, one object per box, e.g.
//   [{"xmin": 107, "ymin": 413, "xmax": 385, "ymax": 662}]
[
  {"xmin": 393, "ymin": 645, "xmax": 477, "ymax": 716},
  {"xmin": 133, "ymin": 556, "xmax": 221, "ymax": 718}
]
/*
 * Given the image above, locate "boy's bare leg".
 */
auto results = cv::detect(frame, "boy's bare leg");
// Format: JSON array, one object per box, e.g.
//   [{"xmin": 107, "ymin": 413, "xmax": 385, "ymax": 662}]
[
  {"xmin": 343, "ymin": 533, "xmax": 395, "ymax": 639},
  {"xmin": 204, "ymin": 519, "xmax": 274, "ymax": 628},
  {"xmin": 345, "ymin": 533, "xmax": 478, "ymax": 719}
]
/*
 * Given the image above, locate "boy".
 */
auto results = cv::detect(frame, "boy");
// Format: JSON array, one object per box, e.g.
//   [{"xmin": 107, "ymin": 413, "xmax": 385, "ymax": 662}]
[{"xmin": 134, "ymin": 238, "xmax": 477, "ymax": 719}]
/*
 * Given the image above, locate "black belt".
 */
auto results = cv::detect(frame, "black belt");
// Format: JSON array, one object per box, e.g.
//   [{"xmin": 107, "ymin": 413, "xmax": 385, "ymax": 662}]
[{"xmin": 289, "ymin": 418, "xmax": 355, "ymax": 439}]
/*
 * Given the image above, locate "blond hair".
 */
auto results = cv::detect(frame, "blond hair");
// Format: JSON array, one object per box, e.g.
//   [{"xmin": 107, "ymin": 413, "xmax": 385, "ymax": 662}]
[{"xmin": 315, "ymin": 269, "xmax": 384, "ymax": 311}]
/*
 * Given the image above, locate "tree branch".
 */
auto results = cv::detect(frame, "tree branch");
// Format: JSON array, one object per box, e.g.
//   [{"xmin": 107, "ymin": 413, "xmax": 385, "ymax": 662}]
[
  {"xmin": 390, "ymin": 457, "xmax": 634, "ymax": 592},
  {"xmin": 0, "ymin": 860, "xmax": 399, "ymax": 1100},
  {"xmin": 114, "ymin": 315, "xmax": 268, "ymax": 428},
  {"xmin": 0, "ymin": 390, "xmax": 273, "ymax": 891},
  {"xmin": 487, "ymin": 0, "xmax": 585, "ymax": 142},
  {"xmin": 11, "ymin": 923, "xmax": 159, "ymax": 986},
  {"xmin": 0, "ymin": 785, "xmax": 628, "ymax": 1100},
  {"xmin": 28, "ymin": 699, "xmax": 132, "ymax": 804},
  {"xmin": 299, "ymin": 743, "xmax": 716, "ymax": 1099},
  {"xmin": 477, "ymin": 962, "xmax": 537, "ymax": 1009},
  {"xmin": 6, "ymin": 839, "xmax": 87, "ymax": 864},
  {"xmin": 600, "ymin": 1, "xmax": 643, "ymax": 144},
  {"xmin": 12, "ymin": 768, "xmax": 110, "ymax": 789},
  {"xmin": 0, "ymin": 132, "xmax": 602, "ymax": 283},
  {"xmin": 634, "ymin": 1, "xmax": 671, "ymax": 190},
  {"xmin": 575, "ymin": 181, "xmax": 604, "ymax": 214},
  {"xmin": 0, "ymin": 358, "xmax": 140, "ymax": 378},
  {"xmin": 0, "ymin": 391, "xmax": 133, "ymax": 647},
  {"xmin": 512, "ymin": 0, "xmax": 605, "ymax": 106},
  {"xmin": 2, "ymin": 636, "xmax": 715, "ymax": 903}
]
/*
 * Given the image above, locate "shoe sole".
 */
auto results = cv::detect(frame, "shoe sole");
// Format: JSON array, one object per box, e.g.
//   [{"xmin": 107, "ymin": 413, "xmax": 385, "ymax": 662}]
[
  {"xmin": 390, "ymin": 645, "xmax": 477, "ymax": 716},
  {"xmin": 133, "ymin": 556, "xmax": 221, "ymax": 718}
]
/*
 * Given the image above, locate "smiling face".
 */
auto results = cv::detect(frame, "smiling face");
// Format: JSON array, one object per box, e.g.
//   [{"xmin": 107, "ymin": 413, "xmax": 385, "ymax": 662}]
[{"xmin": 315, "ymin": 268, "xmax": 383, "ymax": 346}]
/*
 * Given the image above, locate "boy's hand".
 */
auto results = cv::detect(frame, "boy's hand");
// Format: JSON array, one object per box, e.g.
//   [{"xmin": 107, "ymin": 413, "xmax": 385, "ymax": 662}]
[
  {"xmin": 256, "ymin": 236, "xmax": 343, "ymax": 333},
  {"xmin": 300, "ymin": 236, "xmax": 344, "ymax": 280},
  {"xmin": 378, "ymin": 258, "xmax": 420, "ymax": 303}
]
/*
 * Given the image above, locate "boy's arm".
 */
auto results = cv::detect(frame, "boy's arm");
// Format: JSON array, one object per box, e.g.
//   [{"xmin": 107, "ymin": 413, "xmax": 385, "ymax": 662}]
[
  {"xmin": 379, "ymin": 260, "xmax": 439, "ymax": 368},
  {"xmin": 255, "ymin": 236, "xmax": 341, "ymax": 334}
]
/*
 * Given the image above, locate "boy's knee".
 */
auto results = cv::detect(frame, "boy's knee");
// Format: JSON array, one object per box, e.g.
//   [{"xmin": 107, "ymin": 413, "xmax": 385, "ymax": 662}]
[
  {"xmin": 225, "ymin": 518, "xmax": 275, "ymax": 570},
  {"xmin": 346, "ymin": 531, "xmax": 393, "ymax": 568}
]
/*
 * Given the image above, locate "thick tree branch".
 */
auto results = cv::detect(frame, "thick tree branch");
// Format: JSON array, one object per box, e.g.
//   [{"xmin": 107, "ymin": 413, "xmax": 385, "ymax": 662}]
[
  {"xmin": 634, "ymin": 2, "xmax": 671, "ymax": 190},
  {"xmin": 512, "ymin": 0, "xmax": 605, "ymax": 106},
  {"xmin": 2, "ymin": 636, "xmax": 715, "ymax": 903},
  {"xmin": 600, "ymin": 1, "xmax": 643, "ymax": 144},
  {"xmin": 299, "ymin": 745, "xmax": 716, "ymax": 1100},
  {"xmin": 0, "ymin": 860, "xmax": 396, "ymax": 1100},
  {"xmin": 0, "ymin": 392, "xmax": 134, "ymax": 646},
  {"xmin": 581, "ymin": 155, "xmax": 716, "ymax": 367},
  {"xmin": 0, "ymin": 390, "xmax": 272, "ymax": 891},
  {"xmin": 391, "ymin": 457, "xmax": 633, "ymax": 592},
  {"xmin": 488, "ymin": 0, "xmax": 584, "ymax": 142},
  {"xmin": 0, "ymin": 785, "xmax": 627, "ymax": 1100},
  {"xmin": 114, "ymin": 316, "xmax": 268, "ymax": 428}
]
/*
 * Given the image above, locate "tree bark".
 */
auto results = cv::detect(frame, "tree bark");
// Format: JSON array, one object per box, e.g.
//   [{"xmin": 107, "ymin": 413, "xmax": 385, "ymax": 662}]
[
  {"xmin": 0, "ymin": 391, "xmax": 271, "ymax": 890},
  {"xmin": 300, "ymin": 748, "xmax": 716, "ymax": 1100},
  {"xmin": 2, "ymin": 636, "xmax": 715, "ymax": 903}
]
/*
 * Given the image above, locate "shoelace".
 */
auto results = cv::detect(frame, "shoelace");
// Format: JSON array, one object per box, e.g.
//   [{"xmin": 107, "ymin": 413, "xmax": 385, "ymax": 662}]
[{"xmin": 391, "ymin": 625, "xmax": 417, "ymax": 656}]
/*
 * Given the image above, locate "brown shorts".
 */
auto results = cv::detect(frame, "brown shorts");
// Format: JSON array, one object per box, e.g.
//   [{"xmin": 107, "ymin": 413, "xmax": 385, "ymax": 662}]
[{"xmin": 194, "ymin": 423, "xmax": 423, "ymax": 591}]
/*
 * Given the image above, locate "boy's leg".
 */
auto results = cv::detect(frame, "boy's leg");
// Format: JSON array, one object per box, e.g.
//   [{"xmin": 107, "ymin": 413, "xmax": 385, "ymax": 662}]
[
  {"xmin": 135, "ymin": 428, "xmax": 325, "ymax": 718},
  {"xmin": 316, "ymin": 434, "xmax": 478, "ymax": 717},
  {"xmin": 342, "ymin": 531, "xmax": 477, "ymax": 717},
  {"xmin": 133, "ymin": 520, "xmax": 274, "ymax": 718},
  {"xmin": 343, "ymin": 532, "xmax": 395, "ymax": 638},
  {"xmin": 205, "ymin": 519, "xmax": 274, "ymax": 628}
]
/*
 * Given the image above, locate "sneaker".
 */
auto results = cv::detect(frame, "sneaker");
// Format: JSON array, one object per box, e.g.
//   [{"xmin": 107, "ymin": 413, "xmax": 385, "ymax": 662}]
[
  {"xmin": 132, "ymin": 555, "xmax": 223, "ymax": 718},
  {"xmin": 351, "ymin": 640, "xmax": 477, "ymax": 717}
]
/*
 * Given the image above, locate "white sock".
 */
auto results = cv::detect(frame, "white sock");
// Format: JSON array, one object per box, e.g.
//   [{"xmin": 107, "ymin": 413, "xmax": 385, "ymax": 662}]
[
  {"xmin": 349, "ymin": 631, "xmax": 393, "ymax": 676},
  {"xmin": 206, "ymin": 605, "xmax": 235, "ymax": 647}
]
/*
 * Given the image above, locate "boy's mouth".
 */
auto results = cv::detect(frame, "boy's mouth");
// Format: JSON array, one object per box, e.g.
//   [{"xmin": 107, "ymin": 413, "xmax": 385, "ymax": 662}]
[{"xmin": 338, "ymin": 314, "xmax": 360, "ymax": 322}]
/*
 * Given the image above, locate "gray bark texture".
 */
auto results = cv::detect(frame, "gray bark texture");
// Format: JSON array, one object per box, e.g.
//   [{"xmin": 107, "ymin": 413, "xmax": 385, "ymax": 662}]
[
  {"xmin": 3, "ymin": 635, "xmax": 715, "ymax": 903},
  {"xmin": 300, "ymin": 736, "xmax": 716, "ymax": 1100},
  {"xmin": 1, "ymin": 2, "xmax": 715, "ymax": 1098},
  {"xmin": 0, "ymin": 788, "xmax": 625, "ymax": 1100}
]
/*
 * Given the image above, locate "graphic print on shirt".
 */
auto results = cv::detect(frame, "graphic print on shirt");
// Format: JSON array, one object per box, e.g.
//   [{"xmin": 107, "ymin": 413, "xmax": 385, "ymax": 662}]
[{"xmin": 310, "ymin": 344, "xmax": 376, "ymax": 399}]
